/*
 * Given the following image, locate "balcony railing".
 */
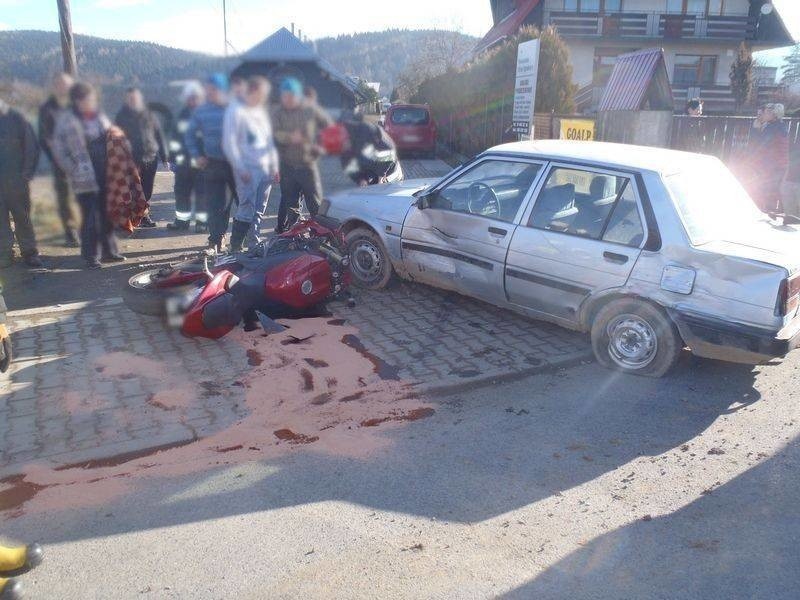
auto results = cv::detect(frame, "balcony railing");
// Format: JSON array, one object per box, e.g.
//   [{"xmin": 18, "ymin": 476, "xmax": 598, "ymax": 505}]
[{"xmin": 545, "ymin": 11, "xmax": 757, "ymax": 40}]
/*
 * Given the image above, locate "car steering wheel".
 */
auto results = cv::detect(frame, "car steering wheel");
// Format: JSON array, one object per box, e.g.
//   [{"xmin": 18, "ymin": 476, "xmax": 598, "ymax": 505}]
[{"xmin": 467, "ymin": 182, "xmax": 500, "ymax": 217}]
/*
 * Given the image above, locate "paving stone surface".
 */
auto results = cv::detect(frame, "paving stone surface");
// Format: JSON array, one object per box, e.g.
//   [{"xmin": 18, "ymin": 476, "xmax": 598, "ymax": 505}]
[{"xmin": 0, "ymin": 156, "xmax": 591, "ymax": 476}]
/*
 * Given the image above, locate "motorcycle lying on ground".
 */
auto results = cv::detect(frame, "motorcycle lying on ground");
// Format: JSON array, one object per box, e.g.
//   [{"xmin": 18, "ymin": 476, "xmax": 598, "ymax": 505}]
[
  {"xmin": 0, "ymin": 285, "xmax": 11, "ymax": 374},
  {"xmin": 123, "ymin": 217, "xmax": 351, "ymax": 339}
]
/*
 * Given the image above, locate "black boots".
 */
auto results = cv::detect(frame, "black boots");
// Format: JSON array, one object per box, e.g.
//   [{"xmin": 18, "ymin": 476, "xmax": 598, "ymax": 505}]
[{"xmin": 229, "ymin": 219, "xmax": 250, "ymax": 254}]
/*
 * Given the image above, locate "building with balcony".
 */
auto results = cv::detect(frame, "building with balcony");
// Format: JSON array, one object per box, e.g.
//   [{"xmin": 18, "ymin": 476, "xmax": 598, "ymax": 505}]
[{"xmin": 475, "ymin": 0, "xmax": 794, "ymax": 113}]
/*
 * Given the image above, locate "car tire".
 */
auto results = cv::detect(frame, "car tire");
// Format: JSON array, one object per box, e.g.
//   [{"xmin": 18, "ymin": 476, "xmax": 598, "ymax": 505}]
[
  {"xmin": 123, "ymin": 269, "xmax": 199, "ymax": 317},
  {"xmin": 591, "ymin": 298, "xmax": 683, "ymax": 378},
  {"xmin": 345, "ymin": 227, "xmax": 394, "ymax": 290}
]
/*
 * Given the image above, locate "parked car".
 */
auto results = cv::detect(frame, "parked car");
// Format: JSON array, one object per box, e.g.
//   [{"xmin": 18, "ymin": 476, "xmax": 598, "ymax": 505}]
[
  {"xmin": 383, "ymin": 104, "xmax": 436, "ymax": 157},
  {"xmin": 319, "ymin": 140, "xmax": 800, "ymax": 377}
]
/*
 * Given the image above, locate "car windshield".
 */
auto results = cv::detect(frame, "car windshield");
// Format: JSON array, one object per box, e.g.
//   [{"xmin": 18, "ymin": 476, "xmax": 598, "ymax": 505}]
[
  {"xmin": 390, "ymin": 107, "xmax": 430, "ymax": 126},
  {"xmin": 664, "ymin": 163, "xmax": 767, "ymax": 246}
]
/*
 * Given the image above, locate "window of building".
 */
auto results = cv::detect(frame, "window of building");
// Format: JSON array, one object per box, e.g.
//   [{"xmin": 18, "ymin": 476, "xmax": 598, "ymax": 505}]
[
  {"xmin": 673, "ymin": 55, "xmax": 717, "ymax": 85},
  {"xmin": 667, "ymin": 0, "xmax": 709, "ymax": 15},
  {"xmin": 563, "ymin": 0, "xmax": 618, "ymax": 11}
]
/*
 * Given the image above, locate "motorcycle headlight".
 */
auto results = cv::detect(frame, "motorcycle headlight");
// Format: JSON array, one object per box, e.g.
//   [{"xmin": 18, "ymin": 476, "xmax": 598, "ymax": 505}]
[{"xmin": 166, "ymin": 286, "xmax": 203, "ymax": 328}]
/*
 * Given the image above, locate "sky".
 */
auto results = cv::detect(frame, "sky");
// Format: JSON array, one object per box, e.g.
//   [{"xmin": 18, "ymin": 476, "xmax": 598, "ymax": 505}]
[{"xmin": 0, "ymin": 0, "xmax": 797, "ymax": 62}]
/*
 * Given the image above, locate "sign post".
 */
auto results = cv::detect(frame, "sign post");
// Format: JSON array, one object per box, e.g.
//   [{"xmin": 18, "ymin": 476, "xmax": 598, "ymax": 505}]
[{"xmin": 511, "ymin": 39, "xmax": 540, "ymax": 140}]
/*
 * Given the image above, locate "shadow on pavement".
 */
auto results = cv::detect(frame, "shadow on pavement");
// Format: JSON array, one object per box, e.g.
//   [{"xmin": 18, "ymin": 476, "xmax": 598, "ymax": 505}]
[
  {"xmin": 502, "ymin": 432, "xmax": 800, "ymax": 600},
  {"xmin": 2, "ymin": 351, "xmax": 764, "ymax": 545}
]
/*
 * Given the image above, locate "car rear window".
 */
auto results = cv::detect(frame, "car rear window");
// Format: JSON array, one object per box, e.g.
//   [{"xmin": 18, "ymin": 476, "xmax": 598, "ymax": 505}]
[
  {"xmin": 664, "ymin": 163, "xmax": 765, "ymax": 246},
  {"xmin": 390, "ymin": 107, "xmax": 430, "ymax": 126}
]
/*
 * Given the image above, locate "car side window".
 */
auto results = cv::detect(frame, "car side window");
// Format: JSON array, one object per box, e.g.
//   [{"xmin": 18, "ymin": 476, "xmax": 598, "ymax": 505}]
[
  {"xmin": 430, "ymin": 160, "xmax": 542, "ymax": 223},
  {"xmin": 603, "ymin": 184, "xmax": 645, "ymax": 247},
  {"xmin": 528, "ymin": 166, "xmax": 635, "ymax": 241}
]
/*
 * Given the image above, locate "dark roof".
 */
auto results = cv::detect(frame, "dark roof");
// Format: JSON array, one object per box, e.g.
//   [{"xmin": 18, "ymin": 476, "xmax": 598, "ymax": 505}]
[
  {"xmin": 239, "ymin": 27, "xmax": 367, "ymax": 102},
  {"xmin": 241, "ymin": 27, "xmax": 317, "ymax": 62},
  {"xmin": 474, "ymin": 0, "xmax": 541, "ymax": 55},
  {"xmin": 599, "ymin": 48, "xmax": 674, "ymax": 112}
]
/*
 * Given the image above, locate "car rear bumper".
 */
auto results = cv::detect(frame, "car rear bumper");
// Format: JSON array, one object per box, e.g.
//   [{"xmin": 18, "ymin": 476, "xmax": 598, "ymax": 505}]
[
  {"xmin": 394, "ymin": 139, "xmax": 435, "ymax": 152},
  {"xmin": 671, "ymin": 311, "xmax": 800, "ymax": 364}
]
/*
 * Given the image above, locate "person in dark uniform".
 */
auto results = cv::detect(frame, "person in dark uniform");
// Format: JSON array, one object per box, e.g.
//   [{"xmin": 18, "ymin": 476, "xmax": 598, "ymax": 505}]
[
  {"xmin": 115, "ymin": 87, "xmax": 167, "ymax": 228},
  {"xmin": 167, "ymin": 82, "xmax": 207, "ymax": 231},
  {"xmin": 38, "ymin": 72, "xmax": 80, "ymax": 247},
  {"xmin": 0, "ymin": 99, "xmax": 44, "ymax": 269}
]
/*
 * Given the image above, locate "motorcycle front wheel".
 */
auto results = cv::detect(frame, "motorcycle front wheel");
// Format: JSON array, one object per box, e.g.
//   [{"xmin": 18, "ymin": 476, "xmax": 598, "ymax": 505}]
[{"xmin": 123, "ymin": 269, "xmax": 201, "ymax": 317}]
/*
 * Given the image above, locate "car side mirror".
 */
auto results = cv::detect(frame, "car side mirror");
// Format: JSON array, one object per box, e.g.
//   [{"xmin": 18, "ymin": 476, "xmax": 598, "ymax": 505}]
[{"xmin": 416, "ymin": 190, "xmax": 434, "ymax": 210}]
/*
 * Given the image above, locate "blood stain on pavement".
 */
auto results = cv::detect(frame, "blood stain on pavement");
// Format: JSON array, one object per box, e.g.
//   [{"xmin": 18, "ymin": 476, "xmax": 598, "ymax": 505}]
[
  {"xmin": 341, "ymin": 334, "xmax": 401, "ymax": 381},
  {"xmin": 274, "ymin": 429, "xmax": 320, "ymax": 445},
  {"xmin": 303, "ymin": 358, "xmax": 329, "ymax": 368},
  {"xmin": 246, "ymin": 349, "xmax": 263, "ymax": 366},
  {"xmin": 360, "ymin": 408, "xmax": 436, "ymax": 428},
  {"xmin": 300, "ymin": 368, "xmax": 315, "ymax": 391}
]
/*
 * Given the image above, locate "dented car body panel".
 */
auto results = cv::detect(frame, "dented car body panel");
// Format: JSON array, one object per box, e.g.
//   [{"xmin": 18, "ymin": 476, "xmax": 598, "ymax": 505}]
[{"xmin": 325, "ymin": 140, "xmax": 800, "ymax": 365}]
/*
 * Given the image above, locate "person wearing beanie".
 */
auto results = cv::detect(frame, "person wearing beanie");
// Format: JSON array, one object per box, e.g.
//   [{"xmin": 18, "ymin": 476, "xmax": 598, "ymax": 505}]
[
  {"xmin": 272, "ymin": 77, "xmax": 332, "ymax": 233},
  {"xmin": 185, "ymin": 73, "xmax": 237, "ymax": 252}
]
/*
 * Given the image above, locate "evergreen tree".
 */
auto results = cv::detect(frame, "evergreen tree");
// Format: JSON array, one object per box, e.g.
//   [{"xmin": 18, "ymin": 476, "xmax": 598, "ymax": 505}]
[{"xmin": 730, "ymin": 42, "xmax": 754, "ymax": 113}]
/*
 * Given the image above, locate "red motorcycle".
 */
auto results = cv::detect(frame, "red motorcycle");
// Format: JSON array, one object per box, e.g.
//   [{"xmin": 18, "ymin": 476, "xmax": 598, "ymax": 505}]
[{"xmin": 123, "ymin": 217, "xmax": 351, "ymax": 339}]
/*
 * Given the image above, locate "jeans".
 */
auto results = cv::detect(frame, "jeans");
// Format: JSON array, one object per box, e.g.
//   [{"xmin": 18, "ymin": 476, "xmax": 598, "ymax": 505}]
[
  {"xmin": 0, "ymin": 178, "xmax": 38, "ymax": 259},
  {"xmin": 200, "ymin": 159, "xmax": 237, "ymax": 246},
  {"xmin": 76, "ymin": 190, "xmax": 118, "ymax": 263},
  {"xmin": 277, "ymin": 163, "xmax": 322, "ymax": 232},
  {"xmin": 234, "ymin": 168, "xmax": 273, "ymax": 247}
]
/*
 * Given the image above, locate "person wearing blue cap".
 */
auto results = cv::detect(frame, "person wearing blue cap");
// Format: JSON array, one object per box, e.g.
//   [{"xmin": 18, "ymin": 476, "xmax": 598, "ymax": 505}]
[
  {"xmin": 272, "ymin": 76, "xmax": 332, "ymax": 232},
  {"xmin": 184, "ymin": 74, "xmax": 237, "ymax": 252}
]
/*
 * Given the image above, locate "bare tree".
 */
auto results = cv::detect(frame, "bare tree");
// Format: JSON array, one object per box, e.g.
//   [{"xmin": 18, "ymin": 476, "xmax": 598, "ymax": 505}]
[{"xmin": 395, "ymin": 30, "xmax": 473, "ymax": 101}]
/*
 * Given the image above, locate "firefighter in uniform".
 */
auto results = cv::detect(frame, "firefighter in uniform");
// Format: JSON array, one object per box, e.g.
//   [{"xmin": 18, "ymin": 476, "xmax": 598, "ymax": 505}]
[{"xmin": 167, "ymin": 83, "xmax": 207, "ymax": 232}]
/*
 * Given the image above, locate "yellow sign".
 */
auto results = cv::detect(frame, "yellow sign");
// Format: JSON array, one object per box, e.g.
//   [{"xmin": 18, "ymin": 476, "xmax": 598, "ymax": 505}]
[{"xmin": 560, "ymin": 119, "xmax": 595, "ymax": 141}]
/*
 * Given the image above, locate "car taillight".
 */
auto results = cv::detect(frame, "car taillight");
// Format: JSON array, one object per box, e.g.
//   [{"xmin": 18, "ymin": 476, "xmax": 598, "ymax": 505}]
[{"xmin": 778, "ymin": 275, "xmax": 800, "ymax": 317}]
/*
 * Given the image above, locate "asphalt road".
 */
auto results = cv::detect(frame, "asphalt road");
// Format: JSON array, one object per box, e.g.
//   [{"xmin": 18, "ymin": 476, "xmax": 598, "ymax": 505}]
[{"xmin": 4, "ymin": 350, "xmax": 799, "ymax": 599}]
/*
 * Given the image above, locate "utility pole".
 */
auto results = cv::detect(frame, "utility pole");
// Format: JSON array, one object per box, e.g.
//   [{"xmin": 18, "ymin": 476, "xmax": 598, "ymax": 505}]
[
  {"xmin": 56, "ymin": 0, "xmax": 78, "ymax": 75},
  {"xmin": 223, "ymin": 0, "xmax": 228, "ymax": 57}
]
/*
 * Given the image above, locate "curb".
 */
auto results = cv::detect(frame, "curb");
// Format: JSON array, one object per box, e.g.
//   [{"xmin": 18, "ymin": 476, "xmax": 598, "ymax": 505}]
[
  {"xmin": 8, "ymin": 297, "xmax": 124, "ymax": 318},
  {"xmin": 415, "ymin": 350, "xmax": 594, "ymax": 397}
]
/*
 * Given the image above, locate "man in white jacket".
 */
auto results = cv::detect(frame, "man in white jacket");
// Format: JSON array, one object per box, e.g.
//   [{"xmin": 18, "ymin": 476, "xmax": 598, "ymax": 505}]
[{"xmin": 222, "ymin": 76, "xmax": 279, "ymax": 252}]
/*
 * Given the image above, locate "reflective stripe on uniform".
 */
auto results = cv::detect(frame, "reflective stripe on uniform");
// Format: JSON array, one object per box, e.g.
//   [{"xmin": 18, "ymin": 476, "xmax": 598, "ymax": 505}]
[
  {"xmin": 195, "ymin": 212, "xmax": 208, "ymax": 223},
  {"xmin": 175, "ymin": 211, "xmax": 193, "ymax": 221}
]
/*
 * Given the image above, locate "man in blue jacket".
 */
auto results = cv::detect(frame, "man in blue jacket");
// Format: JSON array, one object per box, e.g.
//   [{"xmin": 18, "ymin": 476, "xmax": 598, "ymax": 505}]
[{"xmin": 185, "ymin": 74, "xmax": 237, "ymax": 252}]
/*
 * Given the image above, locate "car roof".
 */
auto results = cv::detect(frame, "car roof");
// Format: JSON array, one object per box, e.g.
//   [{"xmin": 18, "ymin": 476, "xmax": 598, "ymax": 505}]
[{"xmin": 487, "ymin": 140, "xmax": 718, "ymax": 175}]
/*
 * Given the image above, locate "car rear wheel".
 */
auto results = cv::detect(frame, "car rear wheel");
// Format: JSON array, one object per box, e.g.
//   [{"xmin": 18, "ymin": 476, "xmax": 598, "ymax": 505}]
[
  {"xmin": 591, "ymin": 298, "xmax": 682, "ymax": 378},
  {"xmin": 345, "ymin": 227, "xmax": 393, "ymax": 290}
]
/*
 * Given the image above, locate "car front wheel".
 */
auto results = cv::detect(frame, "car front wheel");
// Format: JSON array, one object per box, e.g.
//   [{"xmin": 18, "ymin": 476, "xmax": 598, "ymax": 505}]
[
  {"xmin": 591, "ymin": 299, "xmax": 683, "ymax": 378},
  {"xmin": 345, "ymin": 227, "xmax": 394, "ymax": 290}
]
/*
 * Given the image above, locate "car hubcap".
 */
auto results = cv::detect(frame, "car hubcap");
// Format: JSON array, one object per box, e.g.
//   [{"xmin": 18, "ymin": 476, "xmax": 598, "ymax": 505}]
[
  {"xmin": 607, "ymin": 314, "xmax": 658, "ymax": 369},
  {"xmin": 351, "ymin": 241, "xmax": 383, "ymax": 282}
]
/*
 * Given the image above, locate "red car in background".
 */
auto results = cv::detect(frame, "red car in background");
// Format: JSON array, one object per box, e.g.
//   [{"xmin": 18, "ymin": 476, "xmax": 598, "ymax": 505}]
[{"xmin": 383, "ymin": 104, "xmax": 437, "ymax": 157}]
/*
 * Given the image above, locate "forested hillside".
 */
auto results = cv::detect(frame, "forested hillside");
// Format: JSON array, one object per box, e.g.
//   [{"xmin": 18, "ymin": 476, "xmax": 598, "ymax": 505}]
[{"xmin": 317, "ymin": 29, "xmax": 475, "ymax": 93}]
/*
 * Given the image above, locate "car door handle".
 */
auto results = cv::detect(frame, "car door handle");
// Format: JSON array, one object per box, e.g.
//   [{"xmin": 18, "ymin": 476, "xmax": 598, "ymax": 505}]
[
  {"xmin": 433, "ymin": 226, "xmax": 458, "ymax": 240},
  {"xmin": 603, "ymin": 251, "xmax": 629, "ymax": 265},
  {"xmin": 488, "ymin": 227, "xmax": 507, "ymax": 237}
]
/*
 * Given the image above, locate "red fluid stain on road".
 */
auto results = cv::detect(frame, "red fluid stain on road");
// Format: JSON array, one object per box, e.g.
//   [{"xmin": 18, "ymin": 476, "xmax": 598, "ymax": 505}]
[
  {"xmin": 246, "ymin": 349, "xmax": 263, "ymax": 366},
  {"xmin": 273, "ymin": 429, "xmax": 320, "ymax": 445},
  {"xmin": 2, "ymin": 318, "xmax": 434, "ymax": 519},
  {"xmin": 360, "ymin": 408, "xmax": 436, "ymax": 428},
  {"xmin": 341, "ymin": 334, "xmax": 401, "ymax": 381}
]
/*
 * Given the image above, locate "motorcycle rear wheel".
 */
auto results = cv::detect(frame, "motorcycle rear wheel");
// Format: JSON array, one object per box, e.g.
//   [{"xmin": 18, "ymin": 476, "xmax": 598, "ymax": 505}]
[{"xmin": 123, "ymin": 270, "xmax": 200, "ymax": 317}]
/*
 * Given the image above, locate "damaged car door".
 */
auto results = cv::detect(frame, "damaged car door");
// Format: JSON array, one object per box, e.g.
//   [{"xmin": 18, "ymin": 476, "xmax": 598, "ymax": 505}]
[
  {"xmin": 400, "ymin": 158, "xmax": 544, "ymax": 303},
  {"xmin": 505, "ymin": 163, "xmax": 647, "ymax": 323}
]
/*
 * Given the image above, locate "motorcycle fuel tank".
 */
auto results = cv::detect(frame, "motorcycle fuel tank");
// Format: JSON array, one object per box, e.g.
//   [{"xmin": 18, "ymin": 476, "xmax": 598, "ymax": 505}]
[{"xmin": 265, "ymin": 254, "xmax": 332, "ymax": 309}]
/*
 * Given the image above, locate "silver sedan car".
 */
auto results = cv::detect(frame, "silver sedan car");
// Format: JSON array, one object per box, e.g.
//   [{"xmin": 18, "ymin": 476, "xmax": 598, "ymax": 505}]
[{"xmin": 319, "ymin": 140, "xmax": 800, "ymax": 377}]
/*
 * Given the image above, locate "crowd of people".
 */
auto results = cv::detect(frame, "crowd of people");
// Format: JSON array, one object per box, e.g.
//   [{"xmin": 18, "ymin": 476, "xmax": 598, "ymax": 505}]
[{"xmin": 0, "ymin": 70, "xmax": 335, "ymax": 270}]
